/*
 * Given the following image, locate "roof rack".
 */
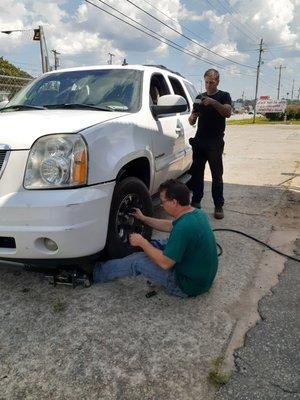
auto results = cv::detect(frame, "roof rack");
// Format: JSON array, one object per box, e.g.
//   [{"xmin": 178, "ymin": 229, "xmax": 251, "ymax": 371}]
[{"xmin": 143, "ymin": 64, "xmax": 183, "ymax": 77}]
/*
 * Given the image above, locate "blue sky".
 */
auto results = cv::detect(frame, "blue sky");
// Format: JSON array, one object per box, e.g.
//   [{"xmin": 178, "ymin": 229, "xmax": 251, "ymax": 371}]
[{"xmin": 0, "ymin": 0, "xmax": 299, "ymax": 100}]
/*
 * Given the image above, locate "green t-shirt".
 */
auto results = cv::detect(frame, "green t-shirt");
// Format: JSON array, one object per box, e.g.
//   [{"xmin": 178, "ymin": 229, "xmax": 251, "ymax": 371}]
[{"xmin": 163, "ymin": 209, "xmax": 218, "ymax": 296}]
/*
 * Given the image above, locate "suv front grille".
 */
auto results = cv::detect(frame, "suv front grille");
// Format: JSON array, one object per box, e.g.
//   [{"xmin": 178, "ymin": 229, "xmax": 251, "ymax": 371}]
[{"xmin": 0, "ymin": 145, "xmax": 10, "ymax": 179}]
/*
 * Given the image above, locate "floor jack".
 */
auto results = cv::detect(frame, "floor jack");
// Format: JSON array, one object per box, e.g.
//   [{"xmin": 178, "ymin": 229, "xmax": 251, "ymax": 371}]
[{"xmin": 45, "ymin": 269, "xmax": 92, "ymax": 288}]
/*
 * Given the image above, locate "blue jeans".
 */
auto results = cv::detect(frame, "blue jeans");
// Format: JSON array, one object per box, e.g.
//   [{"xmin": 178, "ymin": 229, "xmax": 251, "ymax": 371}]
[{"xmin": 93, "ymin": 240, "xmax": 188, "ymax": 298}]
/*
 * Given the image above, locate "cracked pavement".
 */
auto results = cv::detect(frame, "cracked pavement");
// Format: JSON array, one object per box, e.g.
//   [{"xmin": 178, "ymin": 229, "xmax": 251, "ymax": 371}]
[
  {"xmin": 0, "ymin": 124, "xmax": 299, "ymax": 399},
  {"xmin": 215, "ymin": 239, "xmax": 300, "ymax": 400}
]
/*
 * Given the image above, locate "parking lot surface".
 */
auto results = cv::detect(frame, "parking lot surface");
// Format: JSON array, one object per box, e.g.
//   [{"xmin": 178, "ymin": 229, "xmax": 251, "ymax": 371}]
[{"xmin": 0, "ymin": 124, "xmax": 299, "ymax": 399}]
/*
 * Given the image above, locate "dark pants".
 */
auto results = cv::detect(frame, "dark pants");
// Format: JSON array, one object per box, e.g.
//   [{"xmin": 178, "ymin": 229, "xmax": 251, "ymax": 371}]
[{"xmin": 187, "ymin": 141, "xmax": 224, "ymax": 207}]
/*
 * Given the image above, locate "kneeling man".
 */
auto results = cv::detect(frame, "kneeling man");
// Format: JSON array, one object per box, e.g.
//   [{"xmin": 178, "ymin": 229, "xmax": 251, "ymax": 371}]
[{"xmin": 93, "ymin": 179, "xmax": 218, "ymax": 297}]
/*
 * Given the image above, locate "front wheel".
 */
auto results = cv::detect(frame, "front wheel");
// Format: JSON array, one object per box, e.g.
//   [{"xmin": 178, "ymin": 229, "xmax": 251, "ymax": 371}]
[{"xmin": 106, "ymin": 177, "xmax": 153, "ymax": 259}]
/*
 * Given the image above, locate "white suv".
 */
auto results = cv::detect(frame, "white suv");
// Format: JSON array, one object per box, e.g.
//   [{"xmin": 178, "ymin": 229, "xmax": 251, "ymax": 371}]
[{"xmin": 0, "ymin": 65, "xmax": 198, "ymax": 268}]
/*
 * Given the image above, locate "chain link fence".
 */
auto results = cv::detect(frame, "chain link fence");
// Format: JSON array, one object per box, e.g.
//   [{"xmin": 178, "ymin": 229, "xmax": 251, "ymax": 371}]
[{"xmin": 0, "ymin": 74, "xmax": 33, "ymax": 101}]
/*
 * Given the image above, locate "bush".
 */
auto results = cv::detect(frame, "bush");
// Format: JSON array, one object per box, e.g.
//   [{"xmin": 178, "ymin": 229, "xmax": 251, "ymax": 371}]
[
  {"xmin": 265, "ymin": 112, "xmax": 283, "ymax": 121},
  {"xmin": 265, "ymin": 104, "xmax": 300, "ymax": 121},
  {"xmin": 286, "ymin": 104, "xmax": 300, "ymax": 120}
]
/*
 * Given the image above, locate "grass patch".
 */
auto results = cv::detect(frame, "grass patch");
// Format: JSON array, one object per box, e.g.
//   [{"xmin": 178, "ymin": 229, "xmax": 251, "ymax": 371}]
[
  {"xmin": 228, "ymin": 117, "xmax": 300, "ymax": 125},
  {"xmin": 208, "ymin": 356, "xmax": 230, "ymax": 387},
  {"xmin": 52, "ymin": 300, "xmax": 67, "ymax": 313}
]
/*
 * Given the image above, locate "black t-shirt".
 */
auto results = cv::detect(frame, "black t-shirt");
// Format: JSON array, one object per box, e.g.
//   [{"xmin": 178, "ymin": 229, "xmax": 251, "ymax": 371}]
[{"xmin": 193, "ymin": 90, "xmax": 232, "ymax": 148}]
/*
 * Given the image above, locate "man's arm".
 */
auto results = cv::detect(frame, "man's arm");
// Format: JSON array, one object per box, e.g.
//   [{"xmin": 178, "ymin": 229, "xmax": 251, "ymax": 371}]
[
  {"xmin": 129, "ymin": 234, "xmax": 175, "ymax": 269},
  {"xmin": 188, "ymin": 111, "xmax": 199, "ymax": 126},
  {"xmin": 202, "ymin": 97, "xmax": 231, "ymax": 118},
  {"xmin": 131, "ymin": 208, "xmax": 172, "ymax": 232}
]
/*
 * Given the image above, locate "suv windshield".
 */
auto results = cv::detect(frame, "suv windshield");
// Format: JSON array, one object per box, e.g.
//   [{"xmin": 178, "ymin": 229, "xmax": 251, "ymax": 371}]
[{"xmin": 7, "ymin": 69, "xmax": 143, "ymax": 112}]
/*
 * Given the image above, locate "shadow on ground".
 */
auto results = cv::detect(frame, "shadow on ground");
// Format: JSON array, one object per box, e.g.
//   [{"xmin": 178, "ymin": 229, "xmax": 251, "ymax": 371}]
[{"xmin": 0, "ymin": 181, "xmax": 299, "ymax": 400}]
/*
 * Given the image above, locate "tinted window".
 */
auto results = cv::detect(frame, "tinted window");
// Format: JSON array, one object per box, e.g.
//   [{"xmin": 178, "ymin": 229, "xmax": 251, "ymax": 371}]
[
  {"xmin": 168, "ymin": 77, "xmax": 190, "ymax": 111},
  {"xmin": 8, "ymin": 69, "xmax": 143, "ymax": 112},
  {"xmin": 184, "ymin": 81, "xmax": 198, "ymax": 102},
  {"xmin": 149, "ymin": 73, "xmax": 170, "ymax": 105}
]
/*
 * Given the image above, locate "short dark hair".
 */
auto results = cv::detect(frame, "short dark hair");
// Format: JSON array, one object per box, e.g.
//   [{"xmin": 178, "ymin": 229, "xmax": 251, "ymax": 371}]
[
  {"xmin": 204, "ymin": 68, "xmax": 220, "ymax": 81},
  {"xmin": 158, "ymin": 179, "xmax": 190, "ymax": 206}
]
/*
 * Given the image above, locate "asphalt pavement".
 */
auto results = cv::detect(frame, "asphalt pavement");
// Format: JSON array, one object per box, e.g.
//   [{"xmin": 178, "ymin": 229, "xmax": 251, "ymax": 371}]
[
  {"xmin": 0, "ymin": 124, "xmax": 299, "ymax": 399},
  {"xmin": 215, "ymin": 239, "xmax": 300, "ymax": 400}
]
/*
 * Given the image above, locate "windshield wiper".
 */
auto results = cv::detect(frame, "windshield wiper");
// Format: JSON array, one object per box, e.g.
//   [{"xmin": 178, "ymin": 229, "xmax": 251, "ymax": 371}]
[
  {"xmin": 1, "ymin": 104, "xmax": 46, "ymax": 111},
  {"xmin": 43, "ymin": 103, "xmax": 112, "ymax": 111}
]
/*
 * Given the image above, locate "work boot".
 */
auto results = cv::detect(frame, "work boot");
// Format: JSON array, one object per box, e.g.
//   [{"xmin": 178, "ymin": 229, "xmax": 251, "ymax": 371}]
[
  {"xmin": 191, "ymin": 202, "xmax": 201, "ymax": 209},
  {"xmin": 214, "ymin": 206, "xmax": 224, "ymax": 219}
]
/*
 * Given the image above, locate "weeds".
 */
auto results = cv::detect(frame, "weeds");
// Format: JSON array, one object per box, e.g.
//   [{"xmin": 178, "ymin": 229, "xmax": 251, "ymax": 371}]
[
  {"xmin": 52, "ymin": 300, "xmax": 67, "ymax": 313},
  {"xmin": 208, "ymin": 356, "xmax": 230, "ymax": 387}
]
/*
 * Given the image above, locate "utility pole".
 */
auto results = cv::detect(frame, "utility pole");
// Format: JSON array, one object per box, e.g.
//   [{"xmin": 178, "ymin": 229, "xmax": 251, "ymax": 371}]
[
  {"xmin": 34, "ymin": 25, "xmax": 50, "ymax": 73},
  {"xmin": 51, "ymin": 49, "xmax": 60, "ymax": 70},
  {"xmin": 253, "ymin": 38, "xmax": 264, "ymax": 123},
  {"xmin": 291, "ymin": 79, "xmax": 295, "ymax": 100},
  {"xmin": 275, "ymin": 65, "xmax": 286, "ymax": 100},
  {"xmin": 107, "ymin": 52, "xmax": 115, "ymax": 65},
  {"xmin": 298, "ymin": 87, "xmax": 300, "ymax": 101}
]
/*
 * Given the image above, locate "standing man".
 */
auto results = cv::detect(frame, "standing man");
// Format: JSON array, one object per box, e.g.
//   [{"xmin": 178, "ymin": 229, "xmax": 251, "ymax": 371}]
[
  {"xmin": 93, "ymin": 179, "xmax": 218, "ymax": 298},
  {"xmin": 187, "ymin": 69, "xmax": 232, "ymax": 219}
]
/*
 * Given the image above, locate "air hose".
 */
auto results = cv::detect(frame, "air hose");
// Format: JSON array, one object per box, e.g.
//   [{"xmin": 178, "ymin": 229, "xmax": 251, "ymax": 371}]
[{"xmin": 213, "ymin": 228, "xmax": 300, "ymax": 262}]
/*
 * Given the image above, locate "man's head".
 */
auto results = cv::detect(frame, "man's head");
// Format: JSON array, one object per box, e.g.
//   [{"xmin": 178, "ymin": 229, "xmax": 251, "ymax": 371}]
[
  {"xmin": 158, "ymin": 179, "xmax": 190, "ymax": 217},
  {"xmin": 204, "ymin": 69, "xmax": 219, "ymax": 95}
]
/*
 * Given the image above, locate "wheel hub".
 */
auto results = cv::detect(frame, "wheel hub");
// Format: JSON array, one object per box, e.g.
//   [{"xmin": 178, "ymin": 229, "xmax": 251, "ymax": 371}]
[{"xmin": 116, "ymin": 193, "xmax": 145, "ymax": 242}]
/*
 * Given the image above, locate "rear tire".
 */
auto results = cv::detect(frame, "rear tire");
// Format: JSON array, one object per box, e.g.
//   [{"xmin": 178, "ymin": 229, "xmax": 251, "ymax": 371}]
[{"xmin": 106, "ymin": 177, "xmax": 153, "ymax": 259}]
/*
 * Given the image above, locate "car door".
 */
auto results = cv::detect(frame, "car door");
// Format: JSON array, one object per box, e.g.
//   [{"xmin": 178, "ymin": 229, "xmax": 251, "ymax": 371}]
[
  {"xmin": 168, "ymin": 76, "xmax": 197, "ymax": 173},
  {"xmin": 150, "ymin": 73, "xmax": 186, "ymax": 185}
]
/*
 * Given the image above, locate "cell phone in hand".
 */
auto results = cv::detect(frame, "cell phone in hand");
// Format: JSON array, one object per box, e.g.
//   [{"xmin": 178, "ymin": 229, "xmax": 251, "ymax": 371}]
[{"xmin": 193, "ymin": 95, "xmax": 205, "ymax": 112}]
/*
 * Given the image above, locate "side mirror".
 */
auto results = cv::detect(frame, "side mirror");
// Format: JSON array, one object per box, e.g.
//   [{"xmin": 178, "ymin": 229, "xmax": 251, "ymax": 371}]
[
  {"xmin": 0, "ymin": 100, "xmax": 9, "ymax": 110},
  {"xmin": 151, "ymin": 94, "xmax": 187, "ymax": 116}
]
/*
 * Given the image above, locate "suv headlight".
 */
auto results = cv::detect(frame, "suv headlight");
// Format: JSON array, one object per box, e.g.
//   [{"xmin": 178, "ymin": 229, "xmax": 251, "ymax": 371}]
[{"xmin": 24, "ymin": 134, "xmax": 88, "ymax": 189}]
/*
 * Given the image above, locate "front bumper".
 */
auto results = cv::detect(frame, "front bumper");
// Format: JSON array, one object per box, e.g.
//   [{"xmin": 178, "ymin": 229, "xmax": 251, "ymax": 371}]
[{"xmin": 0, "ymin": 182, "xmax": 115, "ymax": 261}]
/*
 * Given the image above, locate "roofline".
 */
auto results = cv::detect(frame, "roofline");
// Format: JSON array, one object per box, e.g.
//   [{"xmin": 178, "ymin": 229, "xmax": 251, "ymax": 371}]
[{"xmin": 43, "ymin": 64, "xmax": 188, "ymax": 80}]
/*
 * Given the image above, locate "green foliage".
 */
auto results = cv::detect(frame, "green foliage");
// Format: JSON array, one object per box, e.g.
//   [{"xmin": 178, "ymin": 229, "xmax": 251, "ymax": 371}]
[
  {"xmin": 208, "ymin": 356, "xmax": 230, "ymax": 387},
  {"xmin": 265, "ymin": 104, "xmax": 300, "ymax": 121},
  {"xmin": 286, "ymin": 104, "xmax": 300, "ymax": 120},
  {"xmin": 265, "ymin": 112, "xmax": 283, "ymax": 121},
  {"xmin": 0, "ymin": 56, "xmax": 32, "ymax": 78},
  {"xmin": 52, "ymin": 300, "xmax": 67, "ymax": 313}
]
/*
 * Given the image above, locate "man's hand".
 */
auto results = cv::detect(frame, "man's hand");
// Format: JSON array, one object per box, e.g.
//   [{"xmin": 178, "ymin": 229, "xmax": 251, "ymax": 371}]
[
  {"xmin": 188, "ymin": 111, "xmax": 199, "ymax": 126},
  {"xmin": 130, "ymin": 234, "xmax": 175, "ymax": 270},
  {"xmin": 201, "ymin": 97, "xmax": 216, "ymax": 107},
  {"xmin": 202, "ymin": 97, "xmax": 231, "ymax": 118},
  {"xmin": 130, "ymin": 207, "xmax": 144, "ymax": 221},
  {"xmin": 129, "ymin": 233, "xmax": 146, "ymax": 247}
]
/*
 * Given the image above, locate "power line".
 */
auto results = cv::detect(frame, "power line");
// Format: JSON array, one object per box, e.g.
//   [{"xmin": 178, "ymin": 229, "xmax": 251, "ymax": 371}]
[
  {"xmin": 205, "ymin": 0, "xmax": 257, "ymax": 44},
  {"xmin": 213, "ymin": 0, "xmax": 260, "ymax": 43},
  {"xmin": 86, "ymin": 0, "xmax": 256, "ymax": 78},
  {"xmin": 126, "ymin": 0, "xmax": 256, "ymax": 69},
  {"xmin": 139, "ymin": 0, "xmax": 208, "ymax": 44},
  {"xmin": 91, "ymin": 0, "xmax": 228, "ymax": 69}
]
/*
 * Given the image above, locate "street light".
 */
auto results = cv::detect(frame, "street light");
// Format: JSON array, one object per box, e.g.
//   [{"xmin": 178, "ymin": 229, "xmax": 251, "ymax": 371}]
[
  {"xmin": 1, "ymin": 29, "xmax": 32, "ymax": 34},
  {"xmin": 1, "ymin": 26, "xmax": 49, "ymax": 73}
]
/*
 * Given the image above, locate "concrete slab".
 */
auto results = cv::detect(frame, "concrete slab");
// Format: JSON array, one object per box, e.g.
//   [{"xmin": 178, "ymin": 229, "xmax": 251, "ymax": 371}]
[{"xmin": 0, "ymin": 124, "xmax": 299, "ymax": 399}]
